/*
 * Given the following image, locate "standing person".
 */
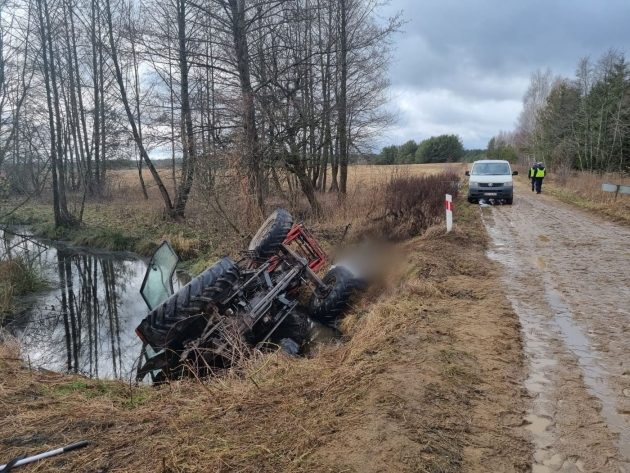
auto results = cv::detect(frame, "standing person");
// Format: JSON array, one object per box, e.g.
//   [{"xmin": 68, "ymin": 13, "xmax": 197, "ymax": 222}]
[
  {"xmin": 534, "ymin": 162, "xmax": 546, "ymax": 194},
  {"xmin": 529, "ymin": 162, "xmax": 538, "ymax": 192}
]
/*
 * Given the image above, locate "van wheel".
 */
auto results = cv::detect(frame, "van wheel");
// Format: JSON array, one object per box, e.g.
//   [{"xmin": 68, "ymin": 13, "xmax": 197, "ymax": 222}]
[
  {"xmin": 505, "ymin": 198, "xmax": 513, "ymax": 205},
  {"xmin": 467, "ymin": 197, "xmax": 477, "ymax": 204}
]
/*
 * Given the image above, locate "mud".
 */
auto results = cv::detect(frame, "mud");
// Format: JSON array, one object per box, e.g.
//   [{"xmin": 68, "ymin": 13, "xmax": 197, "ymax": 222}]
[{"xmin": 483, "ymin": 185, "xmax": 630, "ymax": 472}]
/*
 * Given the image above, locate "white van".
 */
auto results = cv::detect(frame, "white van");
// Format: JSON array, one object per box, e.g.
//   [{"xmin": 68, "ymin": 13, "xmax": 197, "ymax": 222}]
[{"xmin": 465, "ymin": 160, "xmax": 518, "ymax": 205}]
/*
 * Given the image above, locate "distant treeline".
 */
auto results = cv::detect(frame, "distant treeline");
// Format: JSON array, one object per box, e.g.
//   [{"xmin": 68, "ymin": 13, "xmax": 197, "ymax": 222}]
[
  {"xmin": 486, "ymin": 137, "xmax": 518, "ymax": 163},
  {"xmin": 374, "ymin": 134, "xmax": 485, "ymax": 165},
  {"xmin": 493, "ymin": 50, "xmax": 630, "ymax": 173}
]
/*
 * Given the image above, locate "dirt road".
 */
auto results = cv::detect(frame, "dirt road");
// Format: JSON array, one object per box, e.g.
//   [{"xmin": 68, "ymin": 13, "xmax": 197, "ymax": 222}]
[{"xmin": 482, "ymin": 185, "xmax": 630, "ymax": 472}]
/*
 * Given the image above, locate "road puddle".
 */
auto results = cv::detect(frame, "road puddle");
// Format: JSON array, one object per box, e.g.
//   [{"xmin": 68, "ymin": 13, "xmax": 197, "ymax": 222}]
[
  {"xmin": 545, "ymin": 284, "xmax": 630, "ymax": 460},
  {"xmin": 483, "ymin": 202, "xmax": 630, "ymax": 472}
]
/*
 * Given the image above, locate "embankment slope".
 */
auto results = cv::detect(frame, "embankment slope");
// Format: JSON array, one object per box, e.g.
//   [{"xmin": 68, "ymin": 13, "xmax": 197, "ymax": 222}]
[{"xmin": 0, "ymin": 202, "xmax": 530, "ymax": 472}]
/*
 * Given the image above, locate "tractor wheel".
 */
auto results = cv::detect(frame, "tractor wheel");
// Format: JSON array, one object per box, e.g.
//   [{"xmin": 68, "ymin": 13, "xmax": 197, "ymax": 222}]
[
  {"xmin": 248, "ymin": 208, "xmax": 293, "ymax": 259},
  {"xmin": 309, "ymin": 266, "xmax": 365, "ymax": 326},
  {"xmin": 136, "ymin": 257, "xmax": 240, "ymax": 349}
]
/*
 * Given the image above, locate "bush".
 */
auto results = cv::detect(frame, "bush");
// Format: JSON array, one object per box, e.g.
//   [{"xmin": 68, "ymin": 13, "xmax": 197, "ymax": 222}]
[{"xmin": 365, "ymin": 172, "xmax": 460, "ymax": 241}]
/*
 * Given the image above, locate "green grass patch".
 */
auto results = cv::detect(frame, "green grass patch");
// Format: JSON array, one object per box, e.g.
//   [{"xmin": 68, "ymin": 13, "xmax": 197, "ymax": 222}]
[
  {"xmin": 0, "ymin": 257, "xmax": 48, "ymax": 317},
  {"xmin": 1, "ymin": 199, "xmax": 218, "ymax": 259},
  {"xmin": 122, "ymin": 390, "xmax": 150, "ymax": 409},
  {"xmin": 49, "ymin": 379, "xmax": 125, "ymax": 397},
  {"xmin": 187, "ymin": 255, "xmax": 218, "ymax": 275},
  {"xmin": 46, "ymin": 378, "xmax": 152, "ymax": 410},
  {"xmin": 1, "ymin": 204, "xmax": 52, "ymax": 226},
  {"xmin": 73, "ymin": 227, "xmax": 139, "ymax": 252},
  {"xmin": 455, "ymin": 193, "xmax": 478, "ymax": 223},
  {"xmin": 31, "ymin": 221, "xmax": 153, "ymax": 255}
]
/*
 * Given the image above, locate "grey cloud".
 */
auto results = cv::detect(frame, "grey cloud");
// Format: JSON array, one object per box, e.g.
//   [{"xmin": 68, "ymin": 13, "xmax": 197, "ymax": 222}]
[
  {"xmin": 388, "ymin": 0, "xmax": 630, "ymax": 85},
  {"xmin": 377, "ymin": 0, "xmax": 630, "ymax": 149}
]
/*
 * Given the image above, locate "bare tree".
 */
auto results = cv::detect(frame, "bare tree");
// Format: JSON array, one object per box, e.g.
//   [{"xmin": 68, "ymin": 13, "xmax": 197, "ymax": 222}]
[
  {"xmin": 104, "ymin": 0, "xmax": 177, "ymax": 217},
  {"xmin": 2, "ymin": 0, "xmax": 400, "ymax": 223}
]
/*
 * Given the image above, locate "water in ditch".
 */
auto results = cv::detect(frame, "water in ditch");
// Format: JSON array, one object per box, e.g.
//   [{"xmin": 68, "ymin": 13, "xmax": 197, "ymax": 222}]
[
  {"xmin": 1, "ymin": 228, "xmax": 153, "ymax": 380},
  {"xmin": 1, "ymin": 229, "xmax": 338, "ymax": 381}
]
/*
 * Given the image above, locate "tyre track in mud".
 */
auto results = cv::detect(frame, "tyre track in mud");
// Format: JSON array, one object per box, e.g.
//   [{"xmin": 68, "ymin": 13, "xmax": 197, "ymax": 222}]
[{"xmin": 481, "ymin": 187, "xmax": 630, "ymax": 472}]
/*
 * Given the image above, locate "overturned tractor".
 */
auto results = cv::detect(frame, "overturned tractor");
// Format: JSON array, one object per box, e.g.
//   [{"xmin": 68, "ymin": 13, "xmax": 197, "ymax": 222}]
[{"xmin": 135, "ymin": 209, "xmax": 364, "ymax": 382}]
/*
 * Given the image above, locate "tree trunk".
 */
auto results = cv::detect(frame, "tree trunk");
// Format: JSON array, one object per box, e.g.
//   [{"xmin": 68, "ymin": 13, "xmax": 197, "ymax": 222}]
[
  {"xmin": 104, "ymin": 0, "xmax": 176, "ymax": 217},
  {"xmin": 174, "ymin": 0, "xmax": 196, "ymax": 217},
  {"xmin": 91, "ymin": 0, "xmax": 101, "ymax": 191},
  {"xmin": 337, "ymin": 0, "xmax": 348, "ymax": 194},
  {"xmin": 37, "ymin": 0, "xmax": 73, "ymax": 227},
  {"xmin": 330, "ymin": 134, "xmax": 339, "ymax": 192},
  {"xmin": 227, "ymin": 0, "xmax": 265, "ymax": 214},
  {"xmin": 130, "ymin": 28, "xmax": 148, "ymax": 200}
]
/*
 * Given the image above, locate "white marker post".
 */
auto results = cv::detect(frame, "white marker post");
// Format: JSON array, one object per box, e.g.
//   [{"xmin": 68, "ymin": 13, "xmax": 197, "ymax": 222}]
[{"xmin": 445, "ymin": 194, "xmax": 453, "ymax": 233}]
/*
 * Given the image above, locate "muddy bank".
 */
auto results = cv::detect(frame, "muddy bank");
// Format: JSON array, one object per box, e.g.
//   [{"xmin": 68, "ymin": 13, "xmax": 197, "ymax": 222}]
[{"xmin": 483, "ymin": 188, "xmax": 630, "ymax": 472}]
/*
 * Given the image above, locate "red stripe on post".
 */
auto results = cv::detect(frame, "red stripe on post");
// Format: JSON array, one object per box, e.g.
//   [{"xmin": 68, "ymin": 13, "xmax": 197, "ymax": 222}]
[{"xmin": 445, "ymin": 201, "xmax": 453, "ymax": 211}]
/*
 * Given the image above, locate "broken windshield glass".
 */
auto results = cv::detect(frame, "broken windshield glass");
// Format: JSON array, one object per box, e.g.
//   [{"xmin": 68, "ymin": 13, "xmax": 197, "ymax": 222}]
[{"xmin": 140, "ymin": 241, "xmax": 179, "ymax": 311}]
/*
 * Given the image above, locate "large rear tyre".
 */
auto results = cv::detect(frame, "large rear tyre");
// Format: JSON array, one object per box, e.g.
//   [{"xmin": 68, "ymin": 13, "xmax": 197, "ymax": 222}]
[
  {"xmin": 248, "ymin": 209, "xmax": 293, "ymax": 259},
  {"xmin": 309, "ymin": 266, "xmax": 364, "ymax": 326},
  {"xmin": 136, "ymin": 257, "xmax": 240, "ymax": 349}
]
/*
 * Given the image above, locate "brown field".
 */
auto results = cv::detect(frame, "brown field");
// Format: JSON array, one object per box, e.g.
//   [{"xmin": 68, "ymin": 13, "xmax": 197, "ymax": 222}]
[
  {"xmin": 3, "ymin": 163, "xmax": 465, "ymax": 266},
  {"xmin": 106, "ymin": 163, "xmax": 466, "ymax": 203}
]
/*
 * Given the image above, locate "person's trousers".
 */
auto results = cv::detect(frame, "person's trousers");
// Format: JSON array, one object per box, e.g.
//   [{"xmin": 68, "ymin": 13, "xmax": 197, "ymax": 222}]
[
  {"xmin": 531, "ymin": 178, "xmax": 536, "ymax": 191},
  {"xmin": 535, "ymin": 177, "xmax": 544, "ymax": 193}
]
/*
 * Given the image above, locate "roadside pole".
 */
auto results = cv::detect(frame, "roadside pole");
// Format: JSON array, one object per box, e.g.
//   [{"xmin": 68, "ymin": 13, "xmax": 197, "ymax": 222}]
[{"xmin": 445, "ymin": 194, "xmax": 453, "ymax": 232}]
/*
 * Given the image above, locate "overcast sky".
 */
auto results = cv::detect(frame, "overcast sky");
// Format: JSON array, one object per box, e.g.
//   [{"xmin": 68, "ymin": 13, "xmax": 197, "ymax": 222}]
[{"xmin": 377, "ymin": 0, "xmax": 630, "ymax": 150}]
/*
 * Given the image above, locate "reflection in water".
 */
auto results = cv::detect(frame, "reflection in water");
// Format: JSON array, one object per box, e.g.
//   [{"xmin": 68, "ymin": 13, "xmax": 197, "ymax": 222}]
[
  {"xmin": 2, "ymin": 229, "xmax": 151, "ymax": 380},
  {"xmin": 2, "ymin": 230, "xmax": 343, "ymax": 382}
]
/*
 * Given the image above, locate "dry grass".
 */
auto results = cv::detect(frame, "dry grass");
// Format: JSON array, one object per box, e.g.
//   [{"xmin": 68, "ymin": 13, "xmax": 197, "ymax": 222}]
[
  {"xmin": 516, "ymin": 168, "xmax": 630, "ymax": 224},
  {"xmin": 2, "ymin": 163, "xmax": 464, "ymax": 268},
  {"xmin": 0, "ymin": 194, "xmax": 530, "ymax": 472},
  {"xmin": 106, "ymin": 163, "xmax": 463, "ymax": 202},
  {"xmin": 340, "ymin": 163, "xmax": 464, "ymax": 188},
  {"xmin": 0, "ymin": 257, "xmax": 46, "ymax": 317},
  {"xmin": 357, "ymin": 171, "xmax": 461, "ymax": 241}
]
